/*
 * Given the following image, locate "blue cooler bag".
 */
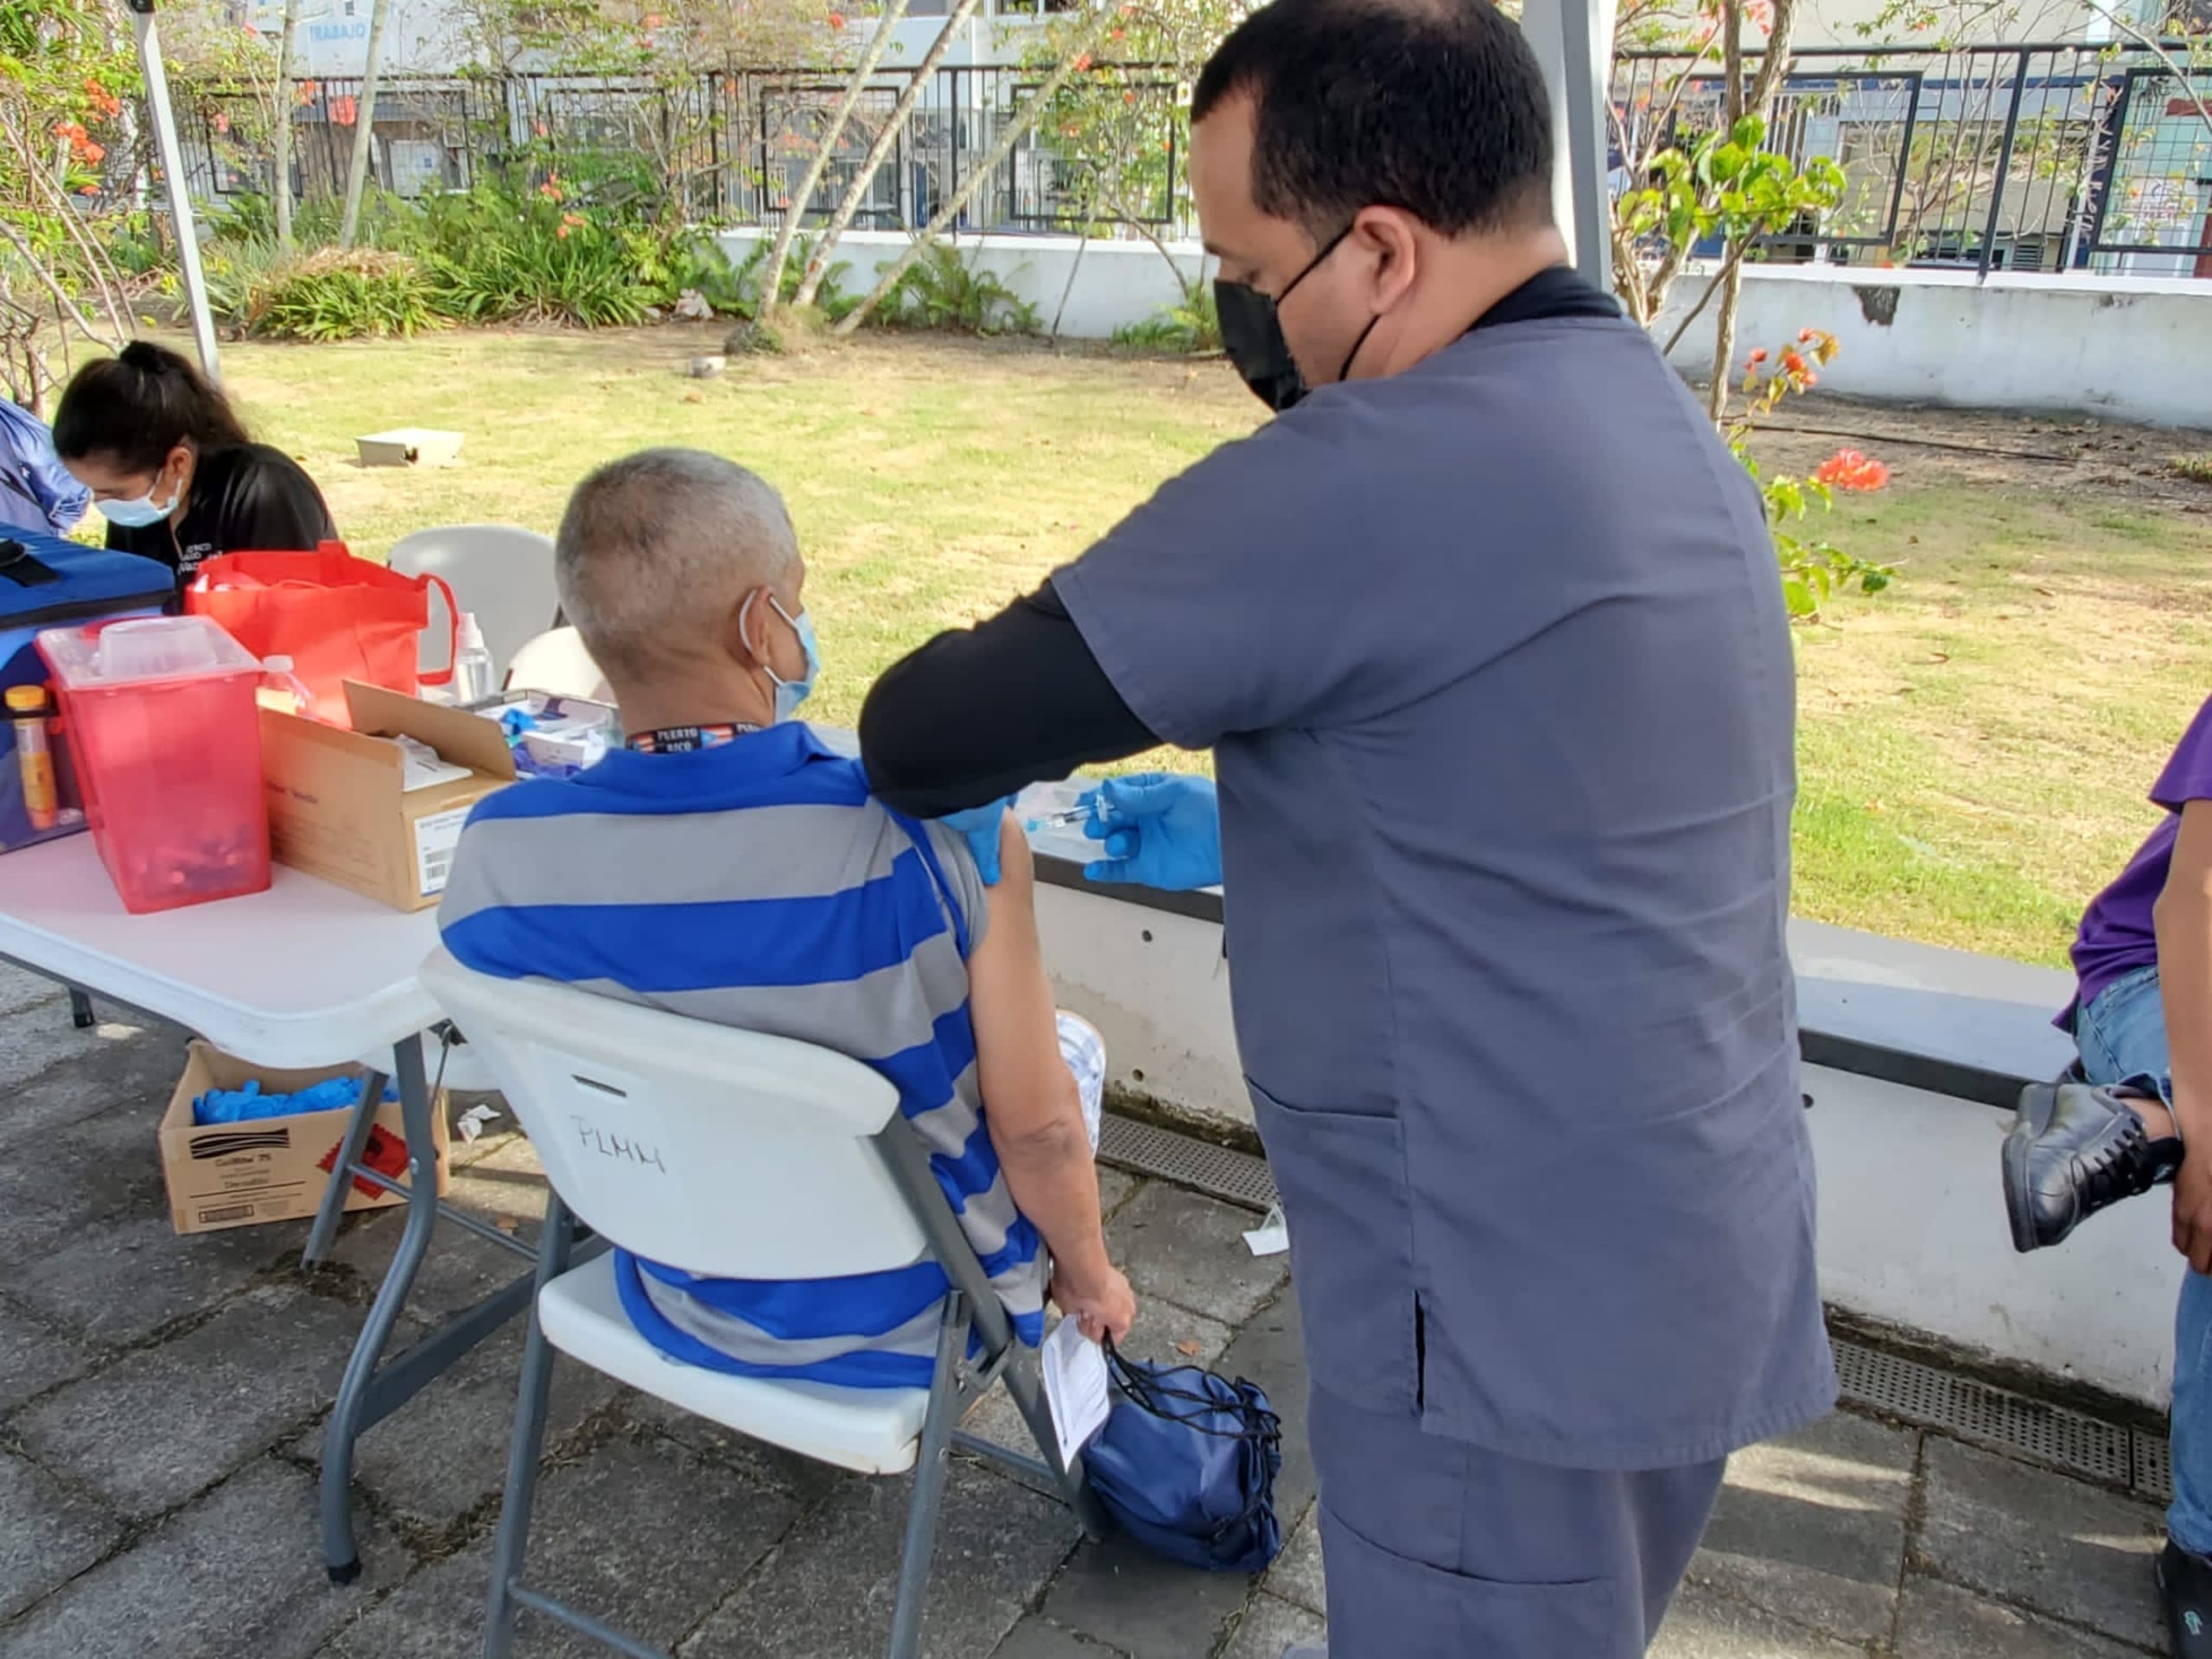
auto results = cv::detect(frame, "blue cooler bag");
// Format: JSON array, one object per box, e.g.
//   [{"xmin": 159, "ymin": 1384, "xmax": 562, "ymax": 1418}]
[{"xmin": 0, "ymin": 529, "xmax": 175, "ymax": 852}]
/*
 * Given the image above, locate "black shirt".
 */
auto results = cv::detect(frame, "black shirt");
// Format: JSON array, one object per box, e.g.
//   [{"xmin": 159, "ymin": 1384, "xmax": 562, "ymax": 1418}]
[
  {"xmin": 105, "ymin": 442, "xmax": 336, "ymax": 584},
  {"xmin": 860, "ymin": 266, "xmax": 1622, "ymax": 817}
]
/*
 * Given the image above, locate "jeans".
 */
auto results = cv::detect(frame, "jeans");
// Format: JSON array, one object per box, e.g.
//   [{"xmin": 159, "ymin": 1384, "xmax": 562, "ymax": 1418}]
[{"xmin": 2074, "ymin": 963, "xmax": 2212, "ymax": 1554}]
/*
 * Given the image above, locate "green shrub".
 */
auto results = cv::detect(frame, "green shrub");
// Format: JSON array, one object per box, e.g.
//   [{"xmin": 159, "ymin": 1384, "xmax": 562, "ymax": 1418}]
[
  {"xmin": 415, "ymin": 183, "xmax": 657, "ymax": 328},
  {"xmin": 2175, "ymin": 454, "xmax": 2212, "ymax": 486},
  {"xmin": 874, "ymin": 243, "xmax": 1037, "ymax": 336},
  {"xmin": 200, "ymin": 236, "xmax": 291, "ymax": 331},
  {"xmin": 1112, "ymin": 285, "xmax": 1220, "ymax": 354},
  {"xmin": 257, "ymin": 249, "xmax": 443, "ymax": 340}
]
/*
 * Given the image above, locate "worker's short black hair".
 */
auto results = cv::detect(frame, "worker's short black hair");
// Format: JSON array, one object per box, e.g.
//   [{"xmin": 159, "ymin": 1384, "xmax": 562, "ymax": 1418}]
[{"xmin": 1191, "ymin": 0, "xmax": 1555, "ymax": 242}]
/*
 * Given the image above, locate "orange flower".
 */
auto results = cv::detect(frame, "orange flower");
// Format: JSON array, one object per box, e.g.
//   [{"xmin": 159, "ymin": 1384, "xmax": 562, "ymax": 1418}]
[
  {"xmin": 1781, "ymin": 349, "xmax": 1806, "ymax": 376},
  {"xmin": 562, "ymin": 212, "xmax": 586, "ymax": 228},
  {"xmin": 556, "ymin": 224, "xmax": 570, "ymax": 238},
  {"xmin": 1815, "ymin": 449, "xmax": 1888, "ymax": 491},
  {"xmin": 828, "ymin": 9, "xmax": 846, "ymax": 25},
  {"xmin": 1073, "ymin": 52, "xmax": 1093, "ymax": 70},
  {"xmin": 538, "ymin": 178, "xmax": 563, "ymax": 200},
  {"xmin": 1746, "ymin": 347, "xmax": 1769, "ymax": 366},
  {"xmin": 644, "ymin": 10, "xmax": 664, "ymax": 23},
  {"xmin": 1797, "ymin": 327, "xmax": 1816, "ymax": 342}
]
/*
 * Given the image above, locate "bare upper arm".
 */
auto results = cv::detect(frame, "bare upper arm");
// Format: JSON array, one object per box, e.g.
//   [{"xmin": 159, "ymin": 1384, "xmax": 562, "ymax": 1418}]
[
  {"xmin": 2168, "ymin": 800, "xmax": 2212, "ymax": 901},
  {"xmin": 963, "ymin": 814, "xmax": 1077, "ymax": 1143}
]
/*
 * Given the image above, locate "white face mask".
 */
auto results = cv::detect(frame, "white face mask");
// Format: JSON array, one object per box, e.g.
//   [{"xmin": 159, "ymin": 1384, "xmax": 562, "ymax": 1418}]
[{"xmin": 94, "ymin": 478, "xmax": 180, "ymax": 530}]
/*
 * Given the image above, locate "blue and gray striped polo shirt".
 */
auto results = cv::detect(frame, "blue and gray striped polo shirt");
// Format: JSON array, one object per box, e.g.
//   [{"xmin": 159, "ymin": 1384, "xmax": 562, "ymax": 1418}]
[{"xmin": 437, "ymin": 721, "xmax": 1046, "ymax": 1389}]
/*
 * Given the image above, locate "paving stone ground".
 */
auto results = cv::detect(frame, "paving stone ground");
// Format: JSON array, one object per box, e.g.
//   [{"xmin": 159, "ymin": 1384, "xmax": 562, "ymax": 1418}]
[{"xmin": 0, "ymin": 977, "xmax": 2178, "ymax": 1656}]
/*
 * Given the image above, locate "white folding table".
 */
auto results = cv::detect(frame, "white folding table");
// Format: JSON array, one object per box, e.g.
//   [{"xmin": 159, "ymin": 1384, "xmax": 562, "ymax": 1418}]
[{"xmin": 0, "ymin": 836, "xmax": 529, "ymax": 1582}]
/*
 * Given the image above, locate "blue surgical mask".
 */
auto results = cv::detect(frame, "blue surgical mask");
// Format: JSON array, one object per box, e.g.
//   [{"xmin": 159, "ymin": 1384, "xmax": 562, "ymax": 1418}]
[
  {"xmin": 95, "ymin": 479, "xmax": 180, "ymax": 530},
  {"xmin": 755, "ymin": 593, "xmax": 820, "ymax": 723}
]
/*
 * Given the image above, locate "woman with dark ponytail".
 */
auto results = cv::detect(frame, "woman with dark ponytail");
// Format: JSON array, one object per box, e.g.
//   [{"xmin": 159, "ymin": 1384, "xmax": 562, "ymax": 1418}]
[{"xmin": 52, "ymin": 340, "xmax": 335, "ymax": 586}]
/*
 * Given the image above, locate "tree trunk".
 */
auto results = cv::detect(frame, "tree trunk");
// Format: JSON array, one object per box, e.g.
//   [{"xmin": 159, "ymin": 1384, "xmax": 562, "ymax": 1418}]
[
  {"xmin": 273, "ymin": 0, "xmax": 301, "ymax": 250},
  {"xmin": 793, "ymin": 0, "xmax": 984, "ymax": 310},
  {"xmin": 759, "ymin": 0, "xmax": 916, "ymax": 318},
  {"xmin": 833, "ymin": 3, "xmax": 1119, "ymax": 336},
  {"xmin": 338, "ymin": 0, "xmax": 395, "ymax": 250},
  {"xmin": 1706, "ymin": 258, "xmax": 1742, "ymax": 423}
]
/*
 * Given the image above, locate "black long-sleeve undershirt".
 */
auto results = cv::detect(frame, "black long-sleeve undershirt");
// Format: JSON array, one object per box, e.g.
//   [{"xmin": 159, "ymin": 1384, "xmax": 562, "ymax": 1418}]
[{"xmin": 860, "ymin": 578, "xmax": 1159, "ymax": 817}]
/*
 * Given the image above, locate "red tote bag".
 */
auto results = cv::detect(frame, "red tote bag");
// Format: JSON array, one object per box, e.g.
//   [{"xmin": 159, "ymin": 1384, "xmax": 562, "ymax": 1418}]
[{"xmin": 184, "ymin": 542, "xmax": 457, "ymax": 727}]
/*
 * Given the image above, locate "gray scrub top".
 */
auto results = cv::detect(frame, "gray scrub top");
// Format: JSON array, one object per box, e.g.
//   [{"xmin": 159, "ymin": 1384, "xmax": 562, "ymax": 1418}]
[{"xmin": 1054, "ymin": 307, "xmax": 1837, "ymax": 1471}]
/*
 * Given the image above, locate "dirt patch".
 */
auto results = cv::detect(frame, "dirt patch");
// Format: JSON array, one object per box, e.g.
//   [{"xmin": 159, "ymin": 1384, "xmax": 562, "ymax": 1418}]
[{"xmin": 1741, "ymin": 394, "xmax": 2212, "ymax": 512}]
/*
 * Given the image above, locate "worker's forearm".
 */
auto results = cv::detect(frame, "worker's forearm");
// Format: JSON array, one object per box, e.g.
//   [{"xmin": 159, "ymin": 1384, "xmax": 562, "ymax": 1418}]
[
  {"xmin": 2157, "ymin": 884, "xmax": 2212, "ymax": 1141},
  {"xmin": 860, "ymin": 581, "xmax": 1158, "ymax": 817},
  {"xmin": 993, "ymin": 1116, "xmax": 1115, "ymax": 1287}
]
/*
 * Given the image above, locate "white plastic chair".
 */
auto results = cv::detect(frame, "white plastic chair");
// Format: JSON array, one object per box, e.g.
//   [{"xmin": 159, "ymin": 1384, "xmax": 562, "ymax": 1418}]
[
  {"xmin": 389, "ymin": 525, "xmax": 559, "ymax": 686},
  {"xmin": 502, "ymin": 626, "xmax": 613, "ymax": 703},
  {"xmin": 418, "ymin": 948, "xmax": 1105, "ymax": 1659}
]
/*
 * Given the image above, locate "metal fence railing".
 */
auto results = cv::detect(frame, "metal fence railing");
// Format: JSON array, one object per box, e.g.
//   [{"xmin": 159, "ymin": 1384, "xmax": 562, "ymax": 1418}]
[
  {"xmin": 174, "ymin": 61, "xmax": 1192, "ymax": 240},
  {"xmin": 1613, "ymin": 41, "xmax": 2212, "ymax": 278},
  {"xmin": 171, "ymin": 43, "xmax": 2209, "ymax": 276}
]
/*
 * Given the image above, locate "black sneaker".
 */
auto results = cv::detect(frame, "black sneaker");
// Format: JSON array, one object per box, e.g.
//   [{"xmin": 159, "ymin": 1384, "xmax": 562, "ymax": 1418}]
[
  {"xmin": 2162, "ymin": 1539, "xmax": 2212, "ymax": 1655},
  {"xmin": 2001, "ymin": 1081, "xmax": 2182, "ymax": 1252}
]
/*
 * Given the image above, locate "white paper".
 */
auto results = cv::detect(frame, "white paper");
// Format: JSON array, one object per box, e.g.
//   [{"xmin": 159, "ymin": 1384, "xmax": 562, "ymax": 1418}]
[
  {"xmin": 397, "ymin": 735, "xmax": 473, "ymax": 793},
  {"xmin": 1243, "ymin": 1203, "xmax": 1290, "ymax": 1257},
  {"xmin": 413, "ymin": 806, "xmax": 473, "ymax": 897},
  {"xmin": 1040, "ymin": 1316, "xmax": 1112, "ymax": 1467}
]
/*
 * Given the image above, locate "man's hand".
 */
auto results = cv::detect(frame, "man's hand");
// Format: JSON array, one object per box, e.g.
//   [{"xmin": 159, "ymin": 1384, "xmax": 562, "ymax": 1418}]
[
  {"xmin": 1052, "ymin": 1262, "xmax": 1137, "ymax": 1344},
  {"xmin": 1078, "ymin": 772, "xmax": 1223, "ymax": 892},
  {"xmin": 2177, "ymin": 1147, "xmax": 2212, "ymax": 1275},
  {"xmin": 940, "ymin": 798, "xmax": 1015, "ymax": 885}
]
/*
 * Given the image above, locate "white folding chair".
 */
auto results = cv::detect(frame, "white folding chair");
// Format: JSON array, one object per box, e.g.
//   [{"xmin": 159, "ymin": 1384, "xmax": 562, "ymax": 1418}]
[
  {"xmin": 419, "ymin": 949, "xmax": 1107, "ymax": 1659},
  {"xmin": 389, "ymin": 524, "xmax": 559, "ymax": 686},
  {"xmin": 502, "ymin": 626, "xmax": 613, "ymax": 702}
]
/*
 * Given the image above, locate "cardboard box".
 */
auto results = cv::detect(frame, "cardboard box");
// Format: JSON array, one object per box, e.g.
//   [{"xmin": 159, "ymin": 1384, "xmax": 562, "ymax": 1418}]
[
  {"xmin": 355, "ymin": 428, "xmax": 464, "ymax": 468},
  {"xmin": 160, "ymin": 1040, "xmax": 450, "ymax": 1236},
  {"xmin": 260, "ymin": 681, "xmax": 514, "ymax": 912}
]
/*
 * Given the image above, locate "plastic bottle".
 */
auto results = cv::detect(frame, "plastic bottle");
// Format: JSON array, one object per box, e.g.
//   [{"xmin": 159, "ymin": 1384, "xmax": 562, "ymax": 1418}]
[
  {"xmin": 452, "ymin": 613, "xmax": 497, "ymax": 706},
  {"xmin": 6, "ymin": 684, "xmax": 56, "ymax": 832},
  {"xmin": 257, "ymin": 655, "xmax": 316, "ymax": 718}
]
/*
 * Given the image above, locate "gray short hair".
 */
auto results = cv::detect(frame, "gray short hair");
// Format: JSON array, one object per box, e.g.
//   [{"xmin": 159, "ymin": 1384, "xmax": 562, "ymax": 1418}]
[{"xmin": 555, "ymin": 448, "xmax": 798, "ymax": 682}]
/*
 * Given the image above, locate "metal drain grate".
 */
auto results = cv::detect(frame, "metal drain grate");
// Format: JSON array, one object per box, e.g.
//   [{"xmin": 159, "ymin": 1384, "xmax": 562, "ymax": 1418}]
[
  {"xmin": 2137, "ymin": 1433, "xmax": 2175, "ymax": 1503},
  {"xmin": 1834, "ymin": 1338, "xmax": 2152, "ymax": 1491},
  {"xmin": 1099, "ymin": 1115, "xmax": 1276, "ymax": 1213},
  {"xmin": 1104, "ymin": 1111, "xmax": 2174, "ymax": 1498}
]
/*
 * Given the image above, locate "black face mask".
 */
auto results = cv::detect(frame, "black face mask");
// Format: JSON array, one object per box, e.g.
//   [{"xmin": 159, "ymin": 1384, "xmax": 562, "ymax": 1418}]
[{"xmin": 1214, "ymin": 224, "xmax": 1382, "ymax": 412}]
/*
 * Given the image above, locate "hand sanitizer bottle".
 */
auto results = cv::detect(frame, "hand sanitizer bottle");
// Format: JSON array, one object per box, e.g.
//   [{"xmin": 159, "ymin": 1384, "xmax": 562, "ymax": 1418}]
[{"xmin": 452, "ymin": 613, "xmax": 497, "ymax": 706}]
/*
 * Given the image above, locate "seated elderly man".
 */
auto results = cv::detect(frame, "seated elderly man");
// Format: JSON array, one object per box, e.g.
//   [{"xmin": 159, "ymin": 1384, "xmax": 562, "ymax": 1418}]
[{"xmin": 438, "ymin": 448, "xmax": 1135, "ymax": 1382}]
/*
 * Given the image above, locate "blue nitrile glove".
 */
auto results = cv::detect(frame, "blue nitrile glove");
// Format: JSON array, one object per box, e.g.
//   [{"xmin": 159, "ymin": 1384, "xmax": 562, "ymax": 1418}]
[
  {"xmin": 941, "ymin": 798, "xmax": 1016, "ymax": 886},
  {"xmin": 1078, "ymin": 772, "xmax": 1223, "ymax": 891}
]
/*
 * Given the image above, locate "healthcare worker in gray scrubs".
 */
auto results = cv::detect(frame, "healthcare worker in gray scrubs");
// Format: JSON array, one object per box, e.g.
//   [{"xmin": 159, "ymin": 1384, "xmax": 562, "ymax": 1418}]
[{"xmin": 861, "ymin": 0, "xmax": 1837, "ymax": 1650}]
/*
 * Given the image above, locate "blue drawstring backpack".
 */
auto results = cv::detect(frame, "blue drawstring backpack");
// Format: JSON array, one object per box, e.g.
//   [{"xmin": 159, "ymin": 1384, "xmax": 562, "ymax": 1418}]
[{"xmin": 1082, "ymin": 1340, "xmax": 1285, "ymax": 1574}]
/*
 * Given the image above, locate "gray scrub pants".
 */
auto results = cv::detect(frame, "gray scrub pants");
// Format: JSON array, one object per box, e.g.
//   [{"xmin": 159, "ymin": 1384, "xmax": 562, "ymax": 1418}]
[{"xmin": 1309, "ymin": 1385, "xmax": 1726, "ymax": 1657}]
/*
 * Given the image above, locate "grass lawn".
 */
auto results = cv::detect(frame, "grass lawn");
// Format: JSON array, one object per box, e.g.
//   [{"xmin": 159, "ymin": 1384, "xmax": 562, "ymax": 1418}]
[{"xmin": 214, "ymin": 325, "xmax": 2212, "ymax": 968}]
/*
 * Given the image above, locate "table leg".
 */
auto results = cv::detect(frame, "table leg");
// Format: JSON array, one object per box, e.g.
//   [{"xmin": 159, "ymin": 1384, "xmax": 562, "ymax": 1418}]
[
  {"xmin": 67, "ymin": 988, "xmax": 94, "ymax": 1029},
  {"xmin": 319, "ymin": 1032, "xmax": 438, "ymax": 1584},
  {"xmin": 302, "ymin": 1065, "xmax": 388, "ymax": 1269}
]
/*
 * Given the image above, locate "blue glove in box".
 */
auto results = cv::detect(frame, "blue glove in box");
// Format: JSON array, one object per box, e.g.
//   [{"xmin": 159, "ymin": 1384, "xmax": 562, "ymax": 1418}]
[{"xmin": 0, "ymin": 531, "xmax": 175, "ymax": 854}]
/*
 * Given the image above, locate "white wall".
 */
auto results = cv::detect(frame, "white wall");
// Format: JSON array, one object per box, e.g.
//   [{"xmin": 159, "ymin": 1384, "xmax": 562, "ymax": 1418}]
[
  {"xmin": 726, "ymin": 226, "xmax": 2212, "ymax": 427},
  {"xmin": 717, "ymin": 226, "xmax": 1206, "ymax": 340},
  {"xmin": 1659, "ymin": 262, "xmax": 2212, "ymax": 429}
]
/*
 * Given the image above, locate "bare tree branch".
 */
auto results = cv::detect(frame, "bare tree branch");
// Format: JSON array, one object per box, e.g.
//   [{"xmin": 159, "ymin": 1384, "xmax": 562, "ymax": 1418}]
[{"xmin": 794, "ymin": 0, "xmax": 984, "ymax": 309}]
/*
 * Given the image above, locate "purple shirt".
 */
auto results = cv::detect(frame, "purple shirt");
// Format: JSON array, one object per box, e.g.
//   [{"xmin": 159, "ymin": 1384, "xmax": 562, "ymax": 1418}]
[{"xmin": 2071, "ymin": 693, "xmax": 2212, "ymax": 1018}]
